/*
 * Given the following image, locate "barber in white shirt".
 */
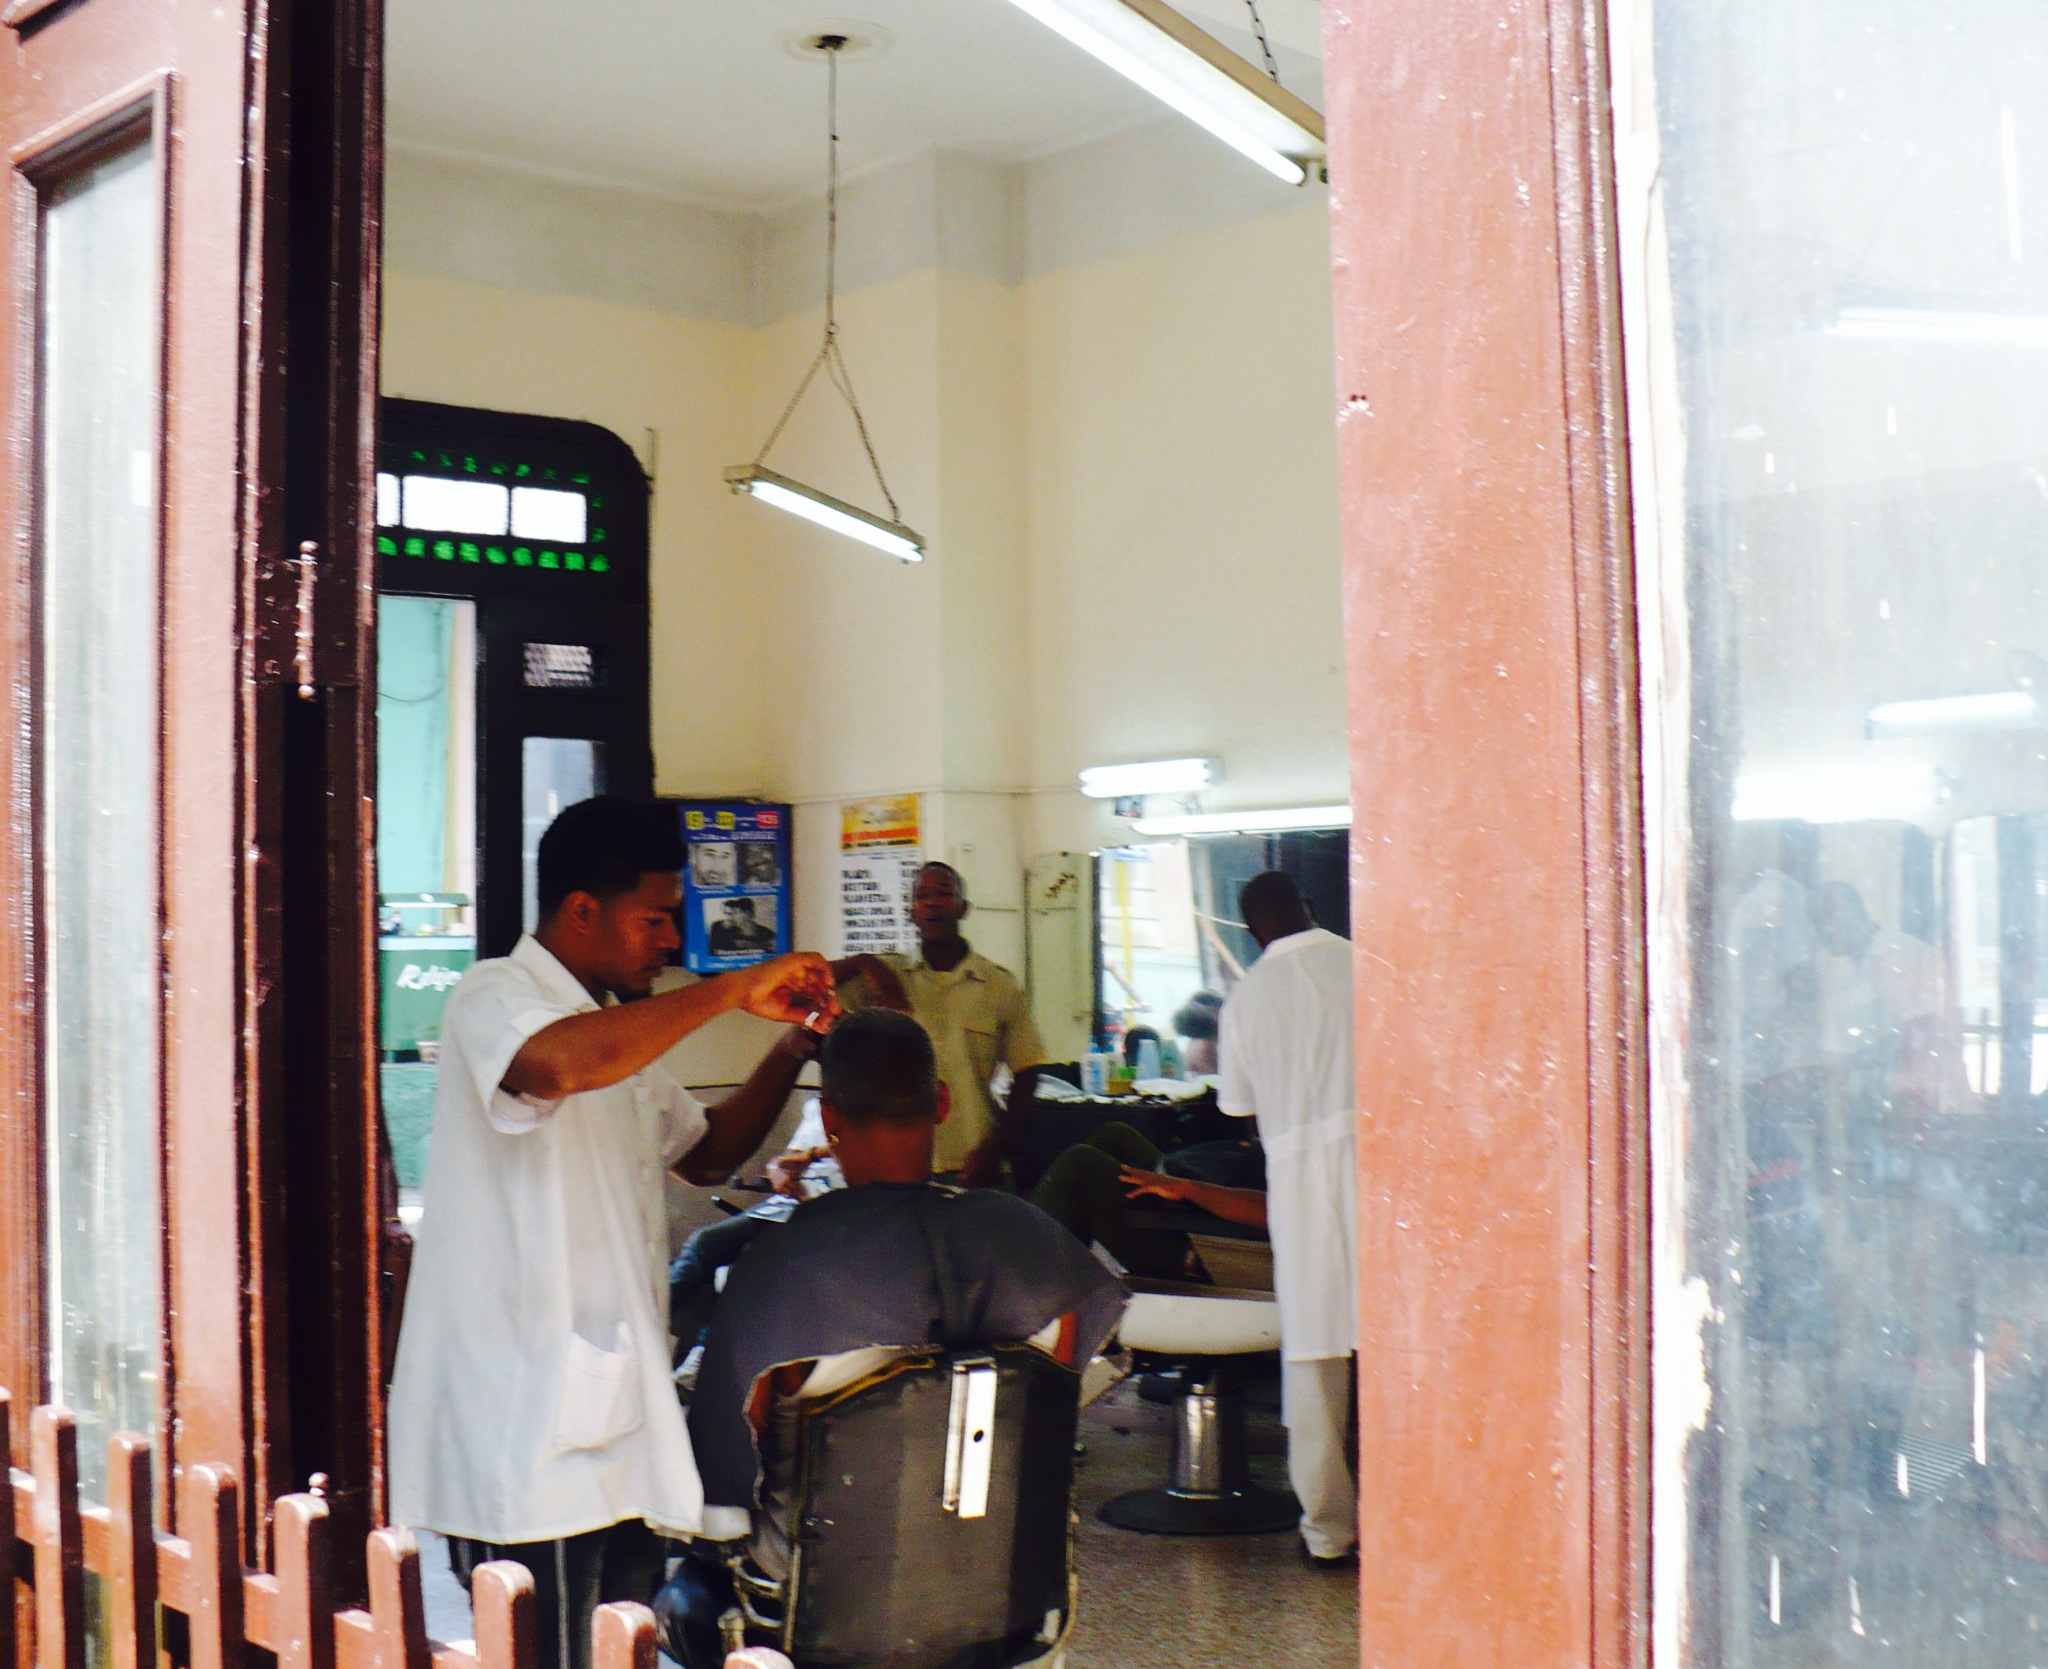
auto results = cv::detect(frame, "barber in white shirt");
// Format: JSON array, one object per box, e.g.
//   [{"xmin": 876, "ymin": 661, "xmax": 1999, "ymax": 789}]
[
  {"xmin": 1218, "ymin": 870, "xmax": 1359, "ymax": 1568},
  {"xmin": 388, "ymin": 796, "xmax": 837, "ymax": 1669}
]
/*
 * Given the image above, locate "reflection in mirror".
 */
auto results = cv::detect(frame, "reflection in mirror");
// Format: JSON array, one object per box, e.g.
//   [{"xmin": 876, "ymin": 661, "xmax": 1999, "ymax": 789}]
[{"xmin": 1638, "ymin": 1, "xmax": 2048, "ymax": 1659}]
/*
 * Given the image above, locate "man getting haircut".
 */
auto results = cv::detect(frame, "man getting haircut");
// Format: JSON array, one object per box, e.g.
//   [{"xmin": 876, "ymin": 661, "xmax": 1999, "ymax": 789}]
[{"xmin": 685, "ymin": 1009, "xmax": 1126, "ymax": 1536}]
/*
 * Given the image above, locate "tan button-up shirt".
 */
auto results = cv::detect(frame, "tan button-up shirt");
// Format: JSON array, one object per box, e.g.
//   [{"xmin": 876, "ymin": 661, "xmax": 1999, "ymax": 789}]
[{"xmin": 843, "ymin": 946, "xmax": 1048, "ymax": 1172}]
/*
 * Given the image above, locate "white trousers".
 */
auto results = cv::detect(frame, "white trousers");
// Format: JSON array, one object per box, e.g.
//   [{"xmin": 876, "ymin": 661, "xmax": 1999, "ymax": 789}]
[{"xmin": 1281, "ymin": 1353, "xmax": 1357, "ymax": 1557}]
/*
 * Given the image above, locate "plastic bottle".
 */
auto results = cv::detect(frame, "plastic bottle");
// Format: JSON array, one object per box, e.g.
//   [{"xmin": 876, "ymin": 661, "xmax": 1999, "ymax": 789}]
[
  {"xmin": 1159, "ymin": 1038, "xmax": 1184, "ymax": 1080},
  {"xmin": 1135, "ymin": 1035, "xmax": 1162, "ymax": 1081}
]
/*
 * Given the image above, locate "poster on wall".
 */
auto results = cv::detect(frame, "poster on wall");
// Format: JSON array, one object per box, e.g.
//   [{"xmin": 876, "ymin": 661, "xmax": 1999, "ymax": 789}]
[
  {"xmin": 840, "ymin": 793, "xmax": 922, "ymax": 956},
  {"xmin": 672, "ymin": 801, "xmax": 792, "ymax": 974}
]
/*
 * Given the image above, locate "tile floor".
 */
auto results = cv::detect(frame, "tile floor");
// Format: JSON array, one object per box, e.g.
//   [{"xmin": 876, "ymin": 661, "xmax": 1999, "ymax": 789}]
[{"xmin": 1065, "ymin": 1374, "xmax": 1357, "ymax": 1669}]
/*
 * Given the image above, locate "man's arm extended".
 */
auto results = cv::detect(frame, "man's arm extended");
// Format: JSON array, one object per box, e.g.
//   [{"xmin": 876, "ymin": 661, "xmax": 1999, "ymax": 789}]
[
  {"xmin": 1120, "ymin": 1165, "xmax": 1269, "ymax": 1230},
  {"xmin": 675, "ymin": 1028, "xmax": 818, "ymax": 1185},
  {"xmin": 503, "ymin": 952, "xmax": 835, "ymax": 1101}
]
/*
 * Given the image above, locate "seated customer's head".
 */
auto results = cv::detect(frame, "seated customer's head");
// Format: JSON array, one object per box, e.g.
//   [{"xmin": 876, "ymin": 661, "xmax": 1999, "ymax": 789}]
[
  {"xmin": 534, "ymin": 795, "xmax": 686, "ymax": 999},
  {"xmin": 819, "ymin": 1009, "xmax": 952, "ymax": 1185}
]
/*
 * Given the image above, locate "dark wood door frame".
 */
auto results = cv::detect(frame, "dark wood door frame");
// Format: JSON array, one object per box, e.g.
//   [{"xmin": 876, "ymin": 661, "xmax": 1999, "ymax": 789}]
[
  {"xmin": 0, "ymin": 0, "xmax": 383, "ymax": 1593},
  {"xmin": 1325, "ymin": 0, "xmax": 1648, "ymax": 1662}
]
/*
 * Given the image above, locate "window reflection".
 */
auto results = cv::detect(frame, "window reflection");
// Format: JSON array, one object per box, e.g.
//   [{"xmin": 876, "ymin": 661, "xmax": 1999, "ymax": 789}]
[
  {"xmin": 1636, "ymin": 0, "xmax": 2048, "ymax": 1658},
  {"xmin": 38, "ymin": 134, "xmax": 161, "ymax": 1502}
]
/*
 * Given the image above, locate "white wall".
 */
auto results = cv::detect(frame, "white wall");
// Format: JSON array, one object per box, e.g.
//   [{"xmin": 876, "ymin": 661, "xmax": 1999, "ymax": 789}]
[{"xmin": 381, "ymin": 119, "xmax": 1347, "ymax": 984}]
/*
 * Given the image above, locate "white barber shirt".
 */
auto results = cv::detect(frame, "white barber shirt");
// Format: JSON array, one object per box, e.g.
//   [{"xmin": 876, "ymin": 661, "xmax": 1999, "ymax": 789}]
[
  {"xmin": 1218, "ymin": 927, "xmax": 1358, "ymax": 1361},
  {"xmin": 389, "ymin": 935, "xmax": 709, "ymax": 1542}
]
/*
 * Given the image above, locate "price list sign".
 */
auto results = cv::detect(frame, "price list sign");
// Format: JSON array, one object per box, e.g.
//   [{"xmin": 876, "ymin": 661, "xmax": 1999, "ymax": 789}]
[{"xmin": 839, "ymin": 794, "xmax": 921, "ymax": 956}]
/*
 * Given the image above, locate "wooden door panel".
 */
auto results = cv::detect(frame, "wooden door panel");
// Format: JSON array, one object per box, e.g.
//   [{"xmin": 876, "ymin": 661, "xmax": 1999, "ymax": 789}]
[{"xmin": 0, "ymin": 0, "xmax": 380, "ymax": 1579}]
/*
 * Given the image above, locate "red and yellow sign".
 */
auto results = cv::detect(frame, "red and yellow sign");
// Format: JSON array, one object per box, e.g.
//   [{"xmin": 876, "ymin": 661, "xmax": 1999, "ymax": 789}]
[{"xmin": 840, "ymin": 793, "xmax": 920, "ymax": 851}]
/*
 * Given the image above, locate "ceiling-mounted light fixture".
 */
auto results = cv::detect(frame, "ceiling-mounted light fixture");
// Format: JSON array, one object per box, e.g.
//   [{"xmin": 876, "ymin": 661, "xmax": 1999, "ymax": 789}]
[
  {"xmin": 1131, "ymin": 804, "xmax": 1351, "ymax": 837},
  {"xmin": 726, "ymin": 35, "xmax": 925, "ymax": 562},
  {"xmin": 1079, "ymin": 757, "xmax": 1219, "ymax": 798},
  {"xmin": 998, "ymin": 0, "xmax": 1324, "ymax": 185}
]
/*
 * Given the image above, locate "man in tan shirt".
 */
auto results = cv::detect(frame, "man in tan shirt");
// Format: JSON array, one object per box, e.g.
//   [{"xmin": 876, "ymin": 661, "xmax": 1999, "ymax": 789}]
[{"xmin": 832, "ymin": 862, "xmax": 1047, "ymax": 1184}]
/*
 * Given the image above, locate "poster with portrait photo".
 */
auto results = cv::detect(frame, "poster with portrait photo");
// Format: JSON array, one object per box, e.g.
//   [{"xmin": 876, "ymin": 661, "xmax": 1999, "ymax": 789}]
[
  {"xmin": 704, "ymin": 894, "xmax": 778, "ymax": 957},
  {"xmin": 668, "ymin": 799, "xmax": 792, "ymax": 972},
  {"xmin": 691, "ymin": 841, "xmax": 738, "ymax": 888},
  {"xmin": 738, "ymin": 842, "xmax": 781, "ymax": 887}
]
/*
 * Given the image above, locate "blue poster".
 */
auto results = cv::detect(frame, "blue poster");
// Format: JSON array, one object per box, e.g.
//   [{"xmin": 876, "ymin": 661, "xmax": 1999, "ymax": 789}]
[{"xmin": 672, "ymin": 800, "xmax": 792, "ymax": 974}]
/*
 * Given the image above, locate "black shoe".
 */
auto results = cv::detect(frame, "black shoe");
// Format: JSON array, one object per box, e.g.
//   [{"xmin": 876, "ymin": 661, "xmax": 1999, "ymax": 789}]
[{"xmin": 1302, "ymin": 1544, "xmax": 1358, "ymax": 1572}]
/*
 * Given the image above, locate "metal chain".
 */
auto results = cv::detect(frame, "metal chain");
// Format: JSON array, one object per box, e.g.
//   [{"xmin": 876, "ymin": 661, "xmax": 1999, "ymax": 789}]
[
  {"xmin": 1246, "ymin": 0, "xmax": 1280, "ymax": 82},
  {"xmin": 749, "ymin": 38, "xmax": 905, "ymax": 526}
]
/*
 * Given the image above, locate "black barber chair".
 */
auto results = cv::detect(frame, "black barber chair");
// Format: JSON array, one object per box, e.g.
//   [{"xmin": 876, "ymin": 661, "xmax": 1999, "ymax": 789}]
[{"xmin": 672, "ymin": 1343, "xmax": 1081, "ymax": 1669}]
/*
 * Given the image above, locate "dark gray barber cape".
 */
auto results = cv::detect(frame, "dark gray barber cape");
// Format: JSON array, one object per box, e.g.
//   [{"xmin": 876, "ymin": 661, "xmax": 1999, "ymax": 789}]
[{"xmin": 690, "ymin": 1181, "xmax": 1126, "ymax": 1511}]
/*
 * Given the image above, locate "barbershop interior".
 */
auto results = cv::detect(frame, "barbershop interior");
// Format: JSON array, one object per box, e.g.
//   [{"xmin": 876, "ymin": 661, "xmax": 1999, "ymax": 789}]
[
  {"xmin": 367, "ymin": 0, "xmax": 1349, "ymax": 1662},
  {"xmin": 42, "ymin": 0, "xmax": 2048, "ymax": 1662}
]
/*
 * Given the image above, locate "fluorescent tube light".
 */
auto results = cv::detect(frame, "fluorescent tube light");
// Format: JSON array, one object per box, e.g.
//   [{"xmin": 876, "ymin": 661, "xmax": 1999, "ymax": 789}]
[
  {"xmin": 1825, "ymin": 307, "xmax": 2048, "ymax": 346},
  {"xmin": 1867, "ymin": 691, "xmax": 2041, "ymax": 736},
  {"xmin": 726, "ymin": 465, "xmax": 925, "ymax": 563},
  {"xmin": 997, "ymin": 0, "xmax": 1325, "ymax": 184},
  {"xmin": 1131, "ymin": 804, "xmax": 1350, "ymax": 836},
  {"xmin": 1731, "ymin": 764, "xmax": 1942, "ymax": 825},
  {"xmin": 1079, "ymin": 757, "xmax": 1218, "ymax": 798}
]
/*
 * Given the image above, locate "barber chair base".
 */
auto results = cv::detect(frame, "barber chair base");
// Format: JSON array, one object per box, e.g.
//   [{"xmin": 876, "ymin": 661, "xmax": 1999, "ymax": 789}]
[{"xmin": 1099, "ymin": 1482, "xmax": 1299, "ymax": 1536}]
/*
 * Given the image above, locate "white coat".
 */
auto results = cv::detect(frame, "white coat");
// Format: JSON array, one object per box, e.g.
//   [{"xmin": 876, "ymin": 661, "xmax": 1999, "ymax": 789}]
[
  {"xmin": 388, "ymin": 936, "xmax": 709, "ymax": 1541},
  {"xmin": 1218, "ymin": 927, "xmax": 1358, "ymax": 1361}
]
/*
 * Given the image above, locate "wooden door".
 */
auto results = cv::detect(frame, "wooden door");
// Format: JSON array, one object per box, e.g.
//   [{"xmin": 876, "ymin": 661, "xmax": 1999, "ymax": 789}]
[{"xmin": 0, "ymin": 0, "xmax": 382, "ymax": 1584}]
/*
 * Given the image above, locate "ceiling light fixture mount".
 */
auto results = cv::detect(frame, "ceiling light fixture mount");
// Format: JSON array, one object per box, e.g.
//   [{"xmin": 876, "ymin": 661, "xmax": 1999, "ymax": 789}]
[{"xmin": 728, "ymin": 32, "xmax": 926, "ymax": 562}]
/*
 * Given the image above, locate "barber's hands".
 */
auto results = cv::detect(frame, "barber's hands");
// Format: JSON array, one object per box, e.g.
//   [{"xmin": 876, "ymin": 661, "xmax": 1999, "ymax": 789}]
[
  {"xmin": 735, "ymin": 952, "xmax": 841, "ymax": 1029},
  {"xmin": 1120, "ymin": 1165, "xmax": 1192, "ymax": 1202},
  {"xmin": 767, "ymin": 1146, "xmax": 830, "ymax": 1198}
]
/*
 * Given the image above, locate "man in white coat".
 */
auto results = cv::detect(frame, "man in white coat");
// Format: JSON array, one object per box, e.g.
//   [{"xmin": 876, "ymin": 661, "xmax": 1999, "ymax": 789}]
[
  {"xmin": 387, "ymin": 797, "xmax": 837, "ymax": 1669},
  {"xmin": 1218, "ymin": 870, "xmax": 1358, "ymax": 1567}
]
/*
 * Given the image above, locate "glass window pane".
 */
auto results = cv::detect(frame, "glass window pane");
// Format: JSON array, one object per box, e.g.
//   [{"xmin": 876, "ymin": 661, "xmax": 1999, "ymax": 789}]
[
  {"xmin": 400, "ymin": 475, "xmax": 508, "ymax": 536},
  {"xmin": 376, "ymin": 597, "xmax": 477, "ymax": 1212},
  {"xmin": 509, "ymin": 485, "xmax": 586, "ymax": 543},
  {"xmin": 39, "ymin": 135, "xmax": 161, "ymax": 1498},
  {"xmin": 1632, "ymin": 4, "xmax": 2048, "ymax": 1658},
  {"xmin": 521, "ymin": 738, "xmax": 600, "ymax": 932}
]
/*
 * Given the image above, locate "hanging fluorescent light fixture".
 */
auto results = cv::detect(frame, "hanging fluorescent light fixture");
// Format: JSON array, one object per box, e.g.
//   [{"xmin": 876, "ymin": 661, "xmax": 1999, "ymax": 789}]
[
  {"xmin": 998, "ymin": 0, "xmax": 1324, "ymax": 185},
  {"xmin": 1079, "ymin": 757, "xmax": 1219, "ymax": 798},
  {"xmin": 726, "ymin": 37, "xmax": 925, "ymax": 563},
  {"xmin": 726, "ymin": 465, "xmax": 922, "ymax": 563},
  {"xmin": 1132, "ymin": 804, "xmax": 1351, "ymax": 837}
]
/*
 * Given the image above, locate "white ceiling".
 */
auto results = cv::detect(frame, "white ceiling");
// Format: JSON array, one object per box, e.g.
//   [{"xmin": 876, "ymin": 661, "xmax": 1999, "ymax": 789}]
[{"xmin": 386, "ymin": 0, "xmax": 1325, "ymax": 211}]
